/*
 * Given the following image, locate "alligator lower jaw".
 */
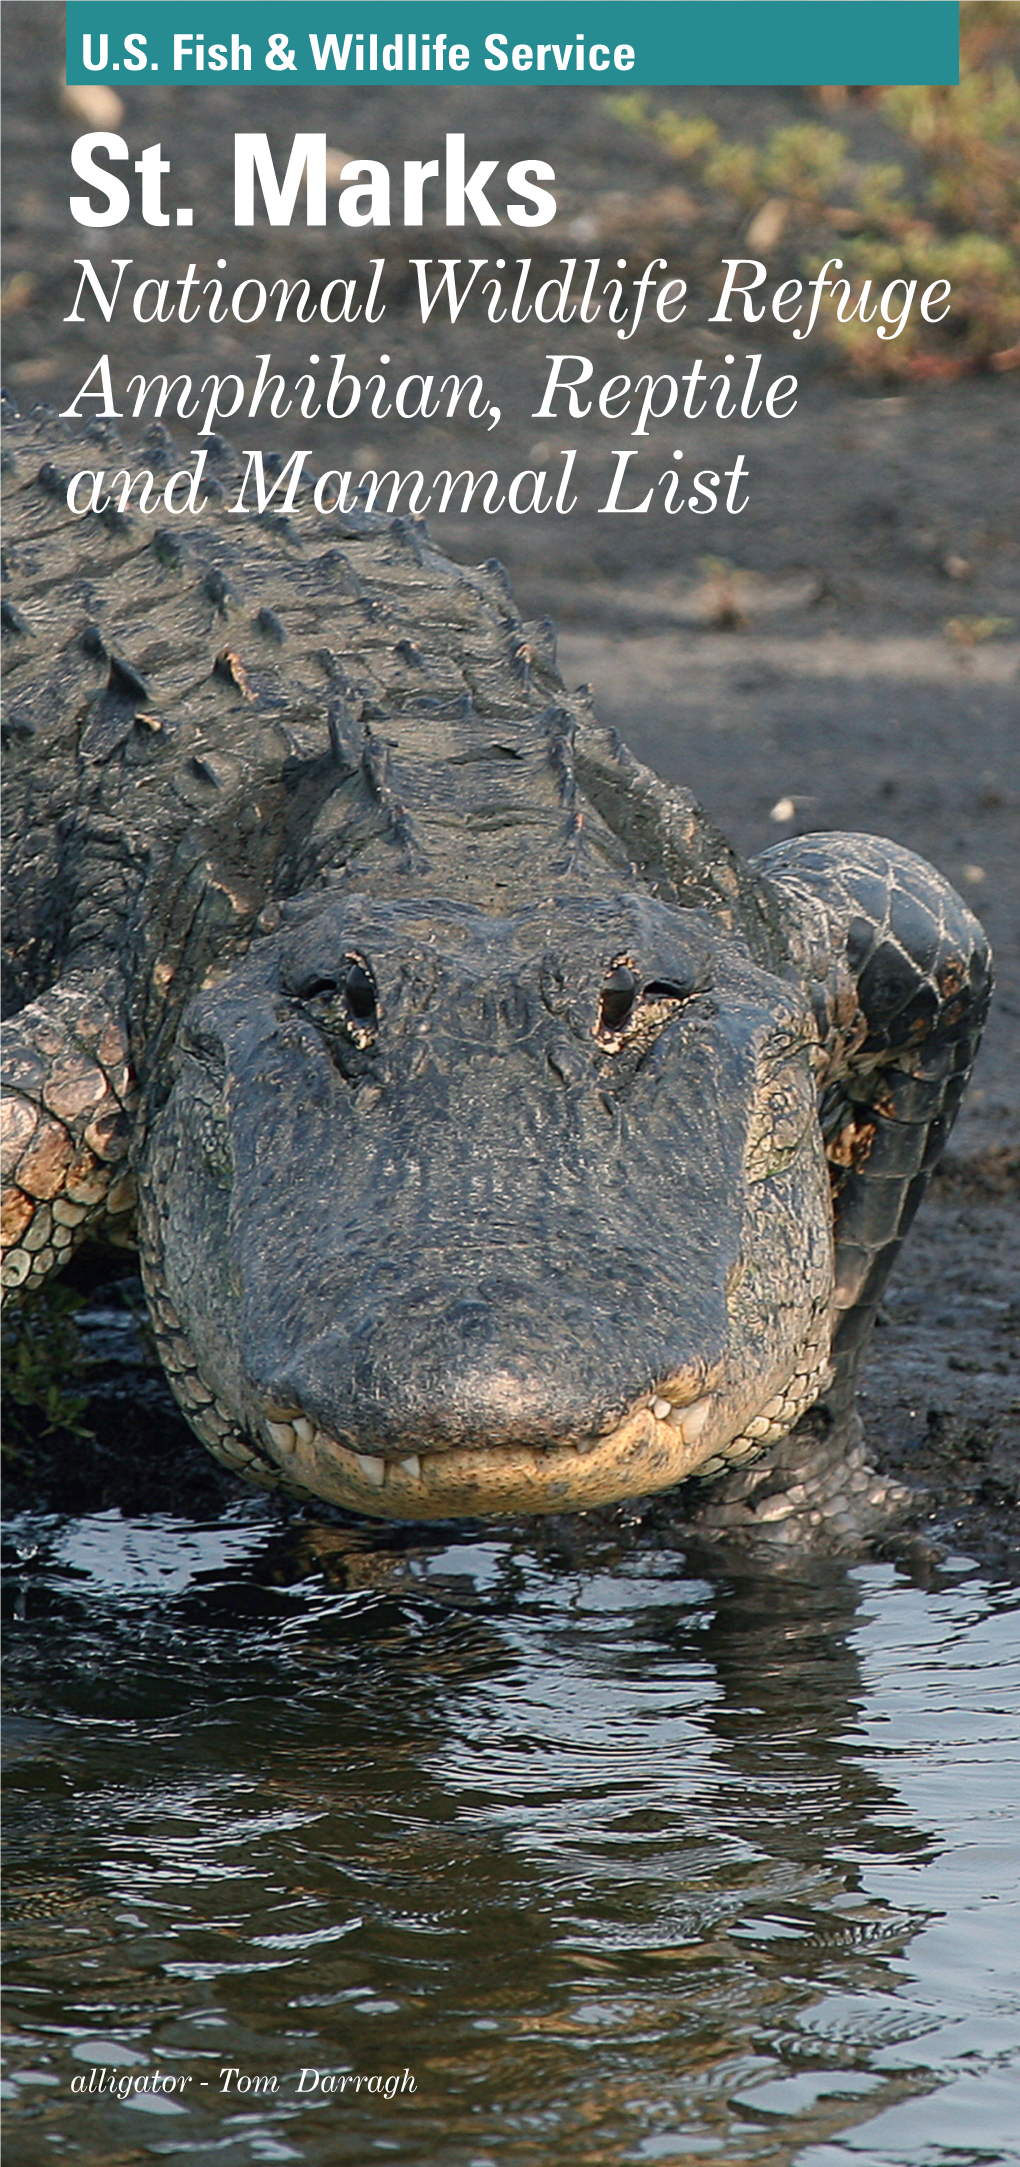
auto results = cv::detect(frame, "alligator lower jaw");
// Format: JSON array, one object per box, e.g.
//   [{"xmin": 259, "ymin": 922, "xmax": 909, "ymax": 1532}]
[{"xmin": 249, "ymin": 1360, "xmax": 828, "ymax": 1520}]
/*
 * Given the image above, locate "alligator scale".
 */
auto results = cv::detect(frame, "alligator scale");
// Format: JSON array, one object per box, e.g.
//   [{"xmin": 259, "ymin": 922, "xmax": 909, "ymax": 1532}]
[{"xmin": 1, "ymin": 412, "xmax": 992, "ymax": 1536}]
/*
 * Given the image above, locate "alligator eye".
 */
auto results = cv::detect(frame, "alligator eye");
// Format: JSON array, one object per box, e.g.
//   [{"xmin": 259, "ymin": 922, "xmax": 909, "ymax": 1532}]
[
  {"xmin": 294, "ymin": 957, "xmax": 378, "ymax": 1041},
  {"xmin": 595, "ymin": 966, "xmax": 693, "ymax": 1046},
  {"xmin": 343, "ymin": 959, "xmax": 377, "ymax": 1024},
  {"xmin": 598, "ymin": 964, "xmax": 639, "ymax": 1035}
]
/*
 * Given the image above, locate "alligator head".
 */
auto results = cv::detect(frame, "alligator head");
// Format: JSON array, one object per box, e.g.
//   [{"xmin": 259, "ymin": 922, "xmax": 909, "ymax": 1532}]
[{"xmin": 138, "ymin": 889, "xmax": 834, "ymax": 1517}]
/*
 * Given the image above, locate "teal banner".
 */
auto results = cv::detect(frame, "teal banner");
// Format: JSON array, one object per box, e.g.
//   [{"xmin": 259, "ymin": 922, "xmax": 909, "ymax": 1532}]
[{"xmin": 65, "ymin": 4, "xmax": 960, "ymax": 90}]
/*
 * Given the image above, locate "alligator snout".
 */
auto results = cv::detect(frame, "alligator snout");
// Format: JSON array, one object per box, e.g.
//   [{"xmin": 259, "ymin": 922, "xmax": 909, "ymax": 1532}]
[
  {"xmin": 239, "ymin": 1268, "xmax": 738, "ymax": 1519},
  {"xmin": 250, "ymin": 1276, "xmax": 718, "ymax": 1456}
]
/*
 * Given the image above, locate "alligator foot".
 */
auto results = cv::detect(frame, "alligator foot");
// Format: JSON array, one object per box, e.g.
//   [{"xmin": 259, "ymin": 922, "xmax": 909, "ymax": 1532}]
[{"xmin": 681, "ymin": 1410, "xmax": 913, "ymax": 1555}]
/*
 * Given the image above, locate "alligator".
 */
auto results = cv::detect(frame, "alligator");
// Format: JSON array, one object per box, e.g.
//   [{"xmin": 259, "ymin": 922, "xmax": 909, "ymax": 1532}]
[{"xmin": 1, "ymin": 408, "xmax": 992, "ymax": 1541}]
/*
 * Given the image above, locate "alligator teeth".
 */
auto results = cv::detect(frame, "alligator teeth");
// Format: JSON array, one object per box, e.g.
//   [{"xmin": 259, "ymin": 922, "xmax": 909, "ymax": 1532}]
[
  {"xmin": 651, "ymin": 1396, "xmax": 673, "ymax": 1422},
  {"xmin": 398, "ymin": 1455, "xmax": 422, "ymax": 1480},
  {"xmin": 356, "ymin": 1453, "xmax": 386, "ymax": 1488},
  {"xmin": 266, "ymin": 1418, "xmax": 297, "ymax": 1452},
  {"xmin": 292, "ymin": 1417, "xmax": 315, "ymax": 1446},
  {"xmin": 678, "ymin": 1395, "xmax": 712, "ymax": 1445}
]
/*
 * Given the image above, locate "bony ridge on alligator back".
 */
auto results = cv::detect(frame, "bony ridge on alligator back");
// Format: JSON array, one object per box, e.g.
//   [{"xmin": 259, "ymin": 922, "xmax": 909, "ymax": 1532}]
[{"xmin": 0, "ymin": 410, "xmax": 992, "ymax": 1537}]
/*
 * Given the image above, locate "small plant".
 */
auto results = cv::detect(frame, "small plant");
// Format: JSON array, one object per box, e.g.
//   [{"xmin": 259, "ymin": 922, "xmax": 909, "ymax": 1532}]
[
  {"xmin": 1, "ymin": 1282, "xmax": 94, "ymax": 1452},
  {"xmin": 607, "ymin": 3, "xmax": 1020, "ymax": 376}
]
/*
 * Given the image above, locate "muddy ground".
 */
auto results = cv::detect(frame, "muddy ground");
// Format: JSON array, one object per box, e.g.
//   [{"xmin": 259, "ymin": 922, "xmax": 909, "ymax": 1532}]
[{"xmin": 3, "ymin": 4, "xmax": 1018, "ymax": 1562}]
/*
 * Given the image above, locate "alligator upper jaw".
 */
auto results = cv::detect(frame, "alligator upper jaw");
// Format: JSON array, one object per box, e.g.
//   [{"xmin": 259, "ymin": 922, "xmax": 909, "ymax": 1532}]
[{"xmin": 250, "ymin": 1360, "xmax": 827, "ymax": 1519}]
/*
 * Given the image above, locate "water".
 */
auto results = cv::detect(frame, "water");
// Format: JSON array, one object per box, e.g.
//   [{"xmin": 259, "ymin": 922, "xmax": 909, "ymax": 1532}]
[{"xmin": 3, "ymin": 1504, "xmax": 1019, "ymax": 2166}]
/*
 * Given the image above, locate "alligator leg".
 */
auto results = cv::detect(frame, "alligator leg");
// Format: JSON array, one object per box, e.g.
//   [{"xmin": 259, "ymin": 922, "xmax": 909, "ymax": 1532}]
[
  {"xmin": 759, "ymin": 831, "xmax": 992, "ymax": 1415},
  {"xmin": 1, "ymin": 978, "xmax": 137, "ymax": 1296},
  {"xmin": 687, "ymin": 832, "xmax": 993, "ymax": 1549}
]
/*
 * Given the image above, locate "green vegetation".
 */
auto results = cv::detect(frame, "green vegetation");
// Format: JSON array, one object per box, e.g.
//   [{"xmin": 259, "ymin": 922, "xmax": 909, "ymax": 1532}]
[
  {"xmin": 608, "ymin": 4, "xmax": 1020, "ymax": 375},
  {"xmin": 1, "ymin": 1283, "xmax": 94, "ymax": 1453}
]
